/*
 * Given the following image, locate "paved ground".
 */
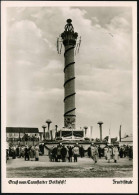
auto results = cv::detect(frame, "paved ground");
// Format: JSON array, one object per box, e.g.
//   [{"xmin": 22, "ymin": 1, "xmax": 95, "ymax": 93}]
[{"xmin": 7, "ymin": 156, "xmax": 133, "ymax": 178}]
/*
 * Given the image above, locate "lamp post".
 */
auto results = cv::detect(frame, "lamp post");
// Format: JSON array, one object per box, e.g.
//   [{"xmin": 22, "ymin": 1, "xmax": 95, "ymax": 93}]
[
  {"xmin": 46, "ymin": 119, "xmax": 52, "ymax": 140},
  {"xmin": 42, "ymin": 125, "xmax": 47, "ymax": 140},
  {"xmin": 97, "ymin": 121, "xmax": 103, "ymax": 142},
  {"xmin": 84, "ymin": 126, "xmax": 88, "ymax": 137}
]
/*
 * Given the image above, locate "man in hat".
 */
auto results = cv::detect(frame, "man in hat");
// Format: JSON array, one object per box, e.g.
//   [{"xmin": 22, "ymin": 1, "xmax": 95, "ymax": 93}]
[{"xmin": 72, "ymin": 144, "xmax": 79, "ymax": 162}]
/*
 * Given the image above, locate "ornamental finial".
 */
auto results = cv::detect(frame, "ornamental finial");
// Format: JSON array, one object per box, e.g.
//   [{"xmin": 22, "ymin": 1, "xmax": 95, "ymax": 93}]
[{"xmin": 65, "ymin": 19, "xmax": 74, "ymax": 32}]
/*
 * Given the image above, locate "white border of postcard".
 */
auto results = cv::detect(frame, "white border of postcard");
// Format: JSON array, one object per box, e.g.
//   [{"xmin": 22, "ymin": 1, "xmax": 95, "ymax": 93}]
[{"xmin": 1, "ymin": 1, "xmax": 138, "ymax": 193}]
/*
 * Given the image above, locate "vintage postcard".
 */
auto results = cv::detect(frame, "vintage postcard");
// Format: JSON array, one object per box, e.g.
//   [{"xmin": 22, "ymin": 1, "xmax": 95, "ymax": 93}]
[{"xmin": 1, "ymin": 1, "xmax": 137, "ymax": 193}]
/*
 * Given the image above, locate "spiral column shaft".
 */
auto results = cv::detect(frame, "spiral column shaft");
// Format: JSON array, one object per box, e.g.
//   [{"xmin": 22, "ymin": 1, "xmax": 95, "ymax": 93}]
[
  {"xmin": 64, "ymin": 45, "xmax": 76, "ymax": 128},
  {"xmin": 61, "ymin": 19, "xmax": 78, "ymax": 129}
]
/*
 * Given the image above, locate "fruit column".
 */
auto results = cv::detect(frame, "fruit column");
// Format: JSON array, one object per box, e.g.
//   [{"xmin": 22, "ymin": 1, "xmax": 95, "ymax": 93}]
[{"xmin": 61, "ymin": 19, "xmax": 78, "ymax": 129}]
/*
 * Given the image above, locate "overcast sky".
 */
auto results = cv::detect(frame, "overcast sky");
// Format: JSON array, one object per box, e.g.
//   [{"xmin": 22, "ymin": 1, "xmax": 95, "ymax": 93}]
[{"xmin": 6, "ymin": 6, "xmax": 133, "ymax": 138}]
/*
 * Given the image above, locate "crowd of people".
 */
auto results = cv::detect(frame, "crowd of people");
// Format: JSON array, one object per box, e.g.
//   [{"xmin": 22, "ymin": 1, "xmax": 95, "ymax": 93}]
[
  {"xmin": 49, "ymin": 143, "xmax": 133, "ymax": 163},
  {"xmin": 88, "ymin": 144, "xmax": 133, "ymax": 163},
  {"xmin": 7, "ymin": 142, "xmax": 133, "ymax": 164},
  {"xmin": 7, "ymin": 144, "xmax": 44, "ymax": 161},
  {"xmin": 49, "ymin": 143, "xmax": 80, "ymax": 162}
]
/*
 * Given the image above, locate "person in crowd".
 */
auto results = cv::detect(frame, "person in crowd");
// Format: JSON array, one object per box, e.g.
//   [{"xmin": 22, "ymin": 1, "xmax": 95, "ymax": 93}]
[
  {"xmin": 72, "ymin": 144, "xmax": 79, "ymax": 162},
  {"xmin": 88, "ymin": 146, "xmax": 91, "ymax": 158},
  {"xmin": 104, "ymin": 146, "xmax": 108, "ymax": 160},
  {"xmin": 41, "ymin": 144, "xmax": 44, "ymax": 155},
  {"xmin": 39, "ymin": 144, "xmax": 44, "ymax": 156},
  {"xmin": 34, "ymin": 144, "xmax": 39, "ymax": 161},
  {"xmin": 18, "ymin": 146, "xmax": 21, "ymax": 158},
  {"xmin": 57, "ymin": 144, "xmax": 62, "ymax": 162},
  {"xmin": 106, "ymin": 146, "xmax": 112, "ymax": 163},
  {"xmin": 11, "ymin": 145, "xmax": 16, "ymax": 159},
  {"xmin": 66, "ymin": 146, "xmax": 69, "ymax": 161},
  {"xmin": 29, "ymin": 145, "xmax": 35, "ymax": 161},
  {"xmin": 9, "ymin": 146, "xmax": 12, "ymax": 157},
  {"xmin": 79, "ymin": 145, "xmax": 84, "ymax": 158},
  {"xmin": 16, "ymin": 145, "xmax": 20, "ymax": 157},
  {"xmin": 20, "ymin": 146, "xmax": 25, "ymax": 158},
  {"xmin": 90, "ymin": 143, "xmax": 98, "ymax": 163},
  {"xmin": 98, "ymin": 145, "xmax": 102, "ymax": 158},
  {"xmin": 49, "ymin": 146, "xmax": 54, "ymax": 162},
  {"xmin": 51, "ymin": 146, "xmax": 56, "ymax": 162},
  {"xmin": 68, "ymin": 146, "xmax": 73, "ymax": 162},
  {"xmin": 24, "ymin": 145, "xmax": 30, "ymax": 161},
  {"xmin": 111, "ymin": 145, "xmax": 114, "ymax": 159},
  {"xmin": 128, "ymin": 146, "xmax": 133, "ymax": 160},
  {"xmin": 122, "ymin": 146, "xmax": 126, "ymax": 158},
  {"xmin": 125, "ymin": 145, "xmax": 129, "ymax": 157},
  {"xmin": 61, "ymin": 145, "xmax": 67, "ymax": 162},
  {"xmin": 52, "ymin": 146, "xmax": 57, "ymax": 162},
  {"xmin": 6, "ymin": 143, "xmax": 9, "ymax": 163},
  {"xmin": 113, "ymin": 145, "xmax": 119, "ymax": 163},
  {"xmin": 6, "ymin": 148, "xmax": 9, "ymax": 163},
  {"xmin": 119, "ymin": 147, "xmax": 123, "ymax": 158}
]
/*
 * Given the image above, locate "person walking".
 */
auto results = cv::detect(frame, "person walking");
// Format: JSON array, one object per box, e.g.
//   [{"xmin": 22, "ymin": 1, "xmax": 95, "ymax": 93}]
[
  {"xmin": 72, "ymin": 144, "xmax": 79, "ymax": 162},
  {"xmin": 12, "ymin": 145, "xmax": 16, "ymax": 159},
  {"xmin": 104, "ymin": 146, "xmax": 108, "ymax": 160},
  {"xmin": 106, "ymin": 146, "xmax": 112, "ymax": 163},
  {"xmin": 119, "ymin": 147, "xmax": 124, "ymax": 158},
  {"xmin": 24, "ymin": 145, "xmax": 30, "ymax": 161},
  {"xmin": 128, "ymin": 146, "xmax": 133, "ymax": 160},
  {"xmin": 98, "ymin": 145, "xmax": 101, "ymax": 158},
  {"xmin": 113, "ymin": 145, "xmax": 119, "ymax": 163},
  {"xmin": 29, "ymin": 146, "xmax": 35, "ymax": 161},
  {"xmin": 34, "ymin": 144, "xmax": 39, "ymax": 161},
  {"xmin": 61, "ymin": 145, "xmax": 67, "ymax": 162},
  {"xmin": 88, "ymin": 146, "xmax": 91, "ymax": 158},
  {"xmin": 90, "ymin": 143, "xmax": 98, "ymax": 163},
  {"xmin": 52, "ymin": 146, "xmax": 57, "ymax": 162},
  {"xmin": 49, "ymin": 146, "xmax": 53, "ymax": 162},
  {"xmin": 57, "ymin": 144, "xmax": 62, "ymax": 162},
  {"xmin": 79, "ymin": 145, "xmax": 84, "ymax": 158},
  {"xmin": 68, "ymin": 146, "xmax": 73, "ymax": 162}
]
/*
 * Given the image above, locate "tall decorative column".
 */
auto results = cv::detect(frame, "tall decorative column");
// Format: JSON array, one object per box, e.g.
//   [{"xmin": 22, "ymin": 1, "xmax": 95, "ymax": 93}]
[
  {"xmin": 97, "ymin": 121, "xmax": 103, "ymax": 141},
  {"xmin": 42, "ymin": 125, "xmax": 46, "ymax": 140},
  {"xmin": 61, "ymin": 19, "xmax": 78, "ymax": 129},
  {"xmin": 46, "ymin": 119, "xmax": 52, "ymax": 140}
]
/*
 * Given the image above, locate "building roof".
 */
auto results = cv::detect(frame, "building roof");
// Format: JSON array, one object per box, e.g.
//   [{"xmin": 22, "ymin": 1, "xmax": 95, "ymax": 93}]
[
  {"xmin": 121, "ymin": 136, "xmax": 133, "ymax": 142},
  {"xmin": 6, "ymin": 127, "xmax": 39, "ymax": 133}
]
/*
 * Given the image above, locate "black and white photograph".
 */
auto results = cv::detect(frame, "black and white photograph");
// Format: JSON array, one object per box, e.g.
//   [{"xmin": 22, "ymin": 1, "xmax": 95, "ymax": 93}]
[{"xmin": 1, "ymin": 1, "xmax": 137, "ymax": 193}]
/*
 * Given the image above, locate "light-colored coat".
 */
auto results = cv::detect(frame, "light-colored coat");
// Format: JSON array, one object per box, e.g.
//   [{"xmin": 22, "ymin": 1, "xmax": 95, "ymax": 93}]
[
  {"xmin": 72, "ymin": 146, "xmax": 79, "ymax": 155},
  {"xmin": 30, "ymin": 146, "xmax": 35, "ymax": 159},
  {"xmin": 91, "ymin": 146, "xmax": 98, "ymax": 161},
  {"xmin": 35, "ymin": 146, "xmax": 39, "ymax": 158},
  {"xmin": 113, "ymin": 147, "xmax": 119, "ymax": 161},
  {"xmin": 104, "ymin": 147, "xmax": 108, "ymax": 157},
  {"xmin": 106, "ymin": 148, "xmax": 112, "ymax": 160}
]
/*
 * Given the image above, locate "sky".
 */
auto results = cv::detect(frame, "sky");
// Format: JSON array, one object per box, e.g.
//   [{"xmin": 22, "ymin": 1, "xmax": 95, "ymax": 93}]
[{"xmin": 6, "ymin": 6, "xmax": 133, "ymax": 139}]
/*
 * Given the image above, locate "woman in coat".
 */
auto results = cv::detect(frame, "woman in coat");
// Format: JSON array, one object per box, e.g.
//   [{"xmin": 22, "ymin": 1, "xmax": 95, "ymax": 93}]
[
  {"xmin": 104, "ymin": 146, "xmax": 108, "ymax": 160},
  {"xmin": 90, "ymin": 144, "xmax": 98, "ymax": 163},
  {"xmin": 113, "ymin": 146, "xmax": 119, "ymax": 163},
  {"xmin": 72, "ymin": 144, "xmax": 79, "ymax": 162},
  {"xmin": 29, "ymin": 146, "xmax": 35, "ymax": 161},
  {"xmin": 35, "ymin": 145, "xmax": 39, "ymax": 161},
  {"xmin": 106, "ymin": 147, "xmax": 112, "ymax": 163}
]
